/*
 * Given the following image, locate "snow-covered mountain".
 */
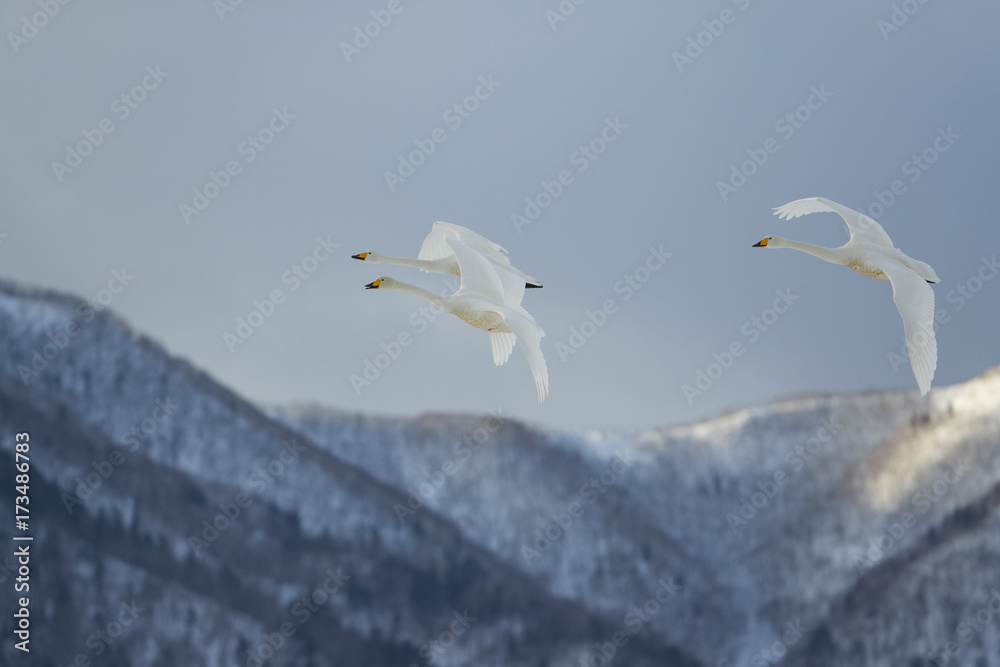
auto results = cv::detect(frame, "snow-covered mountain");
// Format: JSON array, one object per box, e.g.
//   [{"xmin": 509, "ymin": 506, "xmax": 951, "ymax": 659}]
[{"xmin": 1, "ymin": 279, "xmax": 998, "ymax": 666}]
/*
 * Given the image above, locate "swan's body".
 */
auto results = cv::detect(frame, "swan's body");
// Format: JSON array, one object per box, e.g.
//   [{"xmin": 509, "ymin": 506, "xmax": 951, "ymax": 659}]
[
  {"xmin": 353, "ymin": 222, "xmax": 541, "ymax": 307},
  {"xmin": 754, "ymin": 197, "xmax": 939, "ymax": 395},
  {"xmin": 364, "ymin": 236, "xmax": 549, "ymax": 403}
]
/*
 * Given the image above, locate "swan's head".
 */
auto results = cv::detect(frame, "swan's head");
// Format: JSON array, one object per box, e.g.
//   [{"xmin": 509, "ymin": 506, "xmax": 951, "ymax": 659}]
[
  {"xmin": 752, "ymin": 236, "xmax": 786, "ymax": 248},
  {"xmin": 352, "ymin": 251, "xmax": 378, "ymax": 262},
  {"xmin": 364, "ymin": 277, "xmax": 396, "ymax": 290}
]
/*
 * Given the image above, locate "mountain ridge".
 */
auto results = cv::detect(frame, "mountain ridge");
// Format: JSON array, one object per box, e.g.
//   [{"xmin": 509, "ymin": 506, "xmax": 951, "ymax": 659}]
[{"xmin": 1, "ymin": 278, "xmax": 997, "ymax": 666}]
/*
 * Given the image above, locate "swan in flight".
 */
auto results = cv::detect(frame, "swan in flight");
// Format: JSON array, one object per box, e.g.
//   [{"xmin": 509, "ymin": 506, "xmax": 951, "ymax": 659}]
[
  {"xmin": 753, "ymin": 197, "xmax": 939, "ymax": 395},
  {"xmin": 352, "ymin": 222, "xmax": 541, "ymax": 307},
  {"xmin": 363, "ymin": 236, "xmax": 549, "ymax": 403}
]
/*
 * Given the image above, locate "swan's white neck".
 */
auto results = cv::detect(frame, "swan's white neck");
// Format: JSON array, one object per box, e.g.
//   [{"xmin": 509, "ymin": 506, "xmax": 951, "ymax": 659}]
[
  {"xmin": 370, "ymin": 254, "xmax": 446, "ymax": 272},
  {"xmin": 777, "ymin": 238, "xmax": 846, "ymax": 266},
  {"xmin": 383, "ymin": 280, "xmax": 450, "ymax": 311}
]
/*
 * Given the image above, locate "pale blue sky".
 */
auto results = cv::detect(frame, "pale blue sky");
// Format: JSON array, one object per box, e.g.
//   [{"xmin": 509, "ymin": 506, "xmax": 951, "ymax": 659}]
[{"xmin": 2, "ymin": 1, "xmax": 998, "ymax": 430}]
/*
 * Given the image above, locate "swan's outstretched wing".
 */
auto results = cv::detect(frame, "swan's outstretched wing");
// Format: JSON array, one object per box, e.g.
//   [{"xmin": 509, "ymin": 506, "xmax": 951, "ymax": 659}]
[
  {"xmin": 489, "ymin": 332, "xmax": 517, "ymax": 366},
  {"xmin": 464, "ymin": 300, "xmax": 548, "ymax": 403},
  {"xmin": 419, "ymin": 222, "xmax": 509, "ymax": 264},
  {"xmin": 445, "ymin": 236, "xmax": 508, "ymax": 304},
  {"xmin": 877, "ymin": 258, "xmax": 938, "ymax": 395},
  {"xmin": 774, "ymin": 197, "xmax": 896, "ymax": 249},
  {"xmin": 496, "ymin": 305, "xmax": 549, "ymax": 403},
  {"xmin": 419, "ymin": 222, "xmax": 542, "ymax": 298}
]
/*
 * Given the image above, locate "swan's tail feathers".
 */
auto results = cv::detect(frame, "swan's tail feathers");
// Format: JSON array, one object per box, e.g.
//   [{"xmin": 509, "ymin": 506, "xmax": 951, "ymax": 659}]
[
  {"xmin": 489, "ymin": 332, "xmax": 517, "ymax": 367},
  {"xmin": 525, "ymin": 281, "xmax": 543, "ymax": 289}
]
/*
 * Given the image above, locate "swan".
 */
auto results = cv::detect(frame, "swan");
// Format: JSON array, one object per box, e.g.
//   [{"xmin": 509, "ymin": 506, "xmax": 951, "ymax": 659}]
[
  {"xmin": 352, "ymin": 221, "xmax": 542, "ymax": 307},
  {"xmin": 753, "ymin": 196, "xmax": 939, "ymax": 395},
  {"xmin": 363, "ymin": 235, "xmax": 549, "ymax": 403}
]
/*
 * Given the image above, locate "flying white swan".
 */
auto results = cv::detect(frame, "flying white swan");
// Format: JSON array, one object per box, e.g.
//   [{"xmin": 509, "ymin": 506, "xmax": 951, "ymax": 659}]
[
  {"xmin": 363, "ymin": 236, "xmax": 549, "ymax": 403},
  {"xmin": 753, "ymin": 196, "xmax": 939, "ymax": 395},
  {"xmin": 352, "ymin": 221, "xmax": 541, "ymax": 307}
]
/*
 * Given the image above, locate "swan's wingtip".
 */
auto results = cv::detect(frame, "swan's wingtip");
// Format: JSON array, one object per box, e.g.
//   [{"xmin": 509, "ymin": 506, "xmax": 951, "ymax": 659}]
[{"xmin": 536, "ymin": 379, "xmax": 550, "ymax": 404}]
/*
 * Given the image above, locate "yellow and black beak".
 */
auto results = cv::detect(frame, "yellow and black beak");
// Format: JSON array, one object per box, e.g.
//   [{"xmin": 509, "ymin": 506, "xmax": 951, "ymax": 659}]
[
  {"xmin": 752, "ymin": 238, "xmax": 769, "ymax": 248},
  {"xmin": 364, "ymin": 279, "xmax": 382, "ymax": 289},
  {"xmin": 351, "ymin": 252, "xmax": 369, "ymax": 260}
]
